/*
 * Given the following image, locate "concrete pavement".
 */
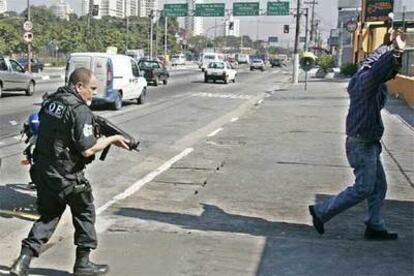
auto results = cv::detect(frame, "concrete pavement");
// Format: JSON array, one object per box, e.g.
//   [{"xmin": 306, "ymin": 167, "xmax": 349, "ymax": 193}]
[{"xmin": 4, "ymin": 77, "xmax": 413, "ymax": 276}]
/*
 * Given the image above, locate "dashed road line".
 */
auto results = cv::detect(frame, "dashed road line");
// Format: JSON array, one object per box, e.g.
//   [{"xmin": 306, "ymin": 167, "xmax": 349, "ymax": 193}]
[
  {"xmin": 230, "ymin": 117, "xmax": 239, "ymax": 122},
  {"xmin": 207, "ymin": 128, "xmax": 223, "ymax": 137},
  {"xmin": 192, "ymin": 92, "xmax": 252, "ymax": 100}
]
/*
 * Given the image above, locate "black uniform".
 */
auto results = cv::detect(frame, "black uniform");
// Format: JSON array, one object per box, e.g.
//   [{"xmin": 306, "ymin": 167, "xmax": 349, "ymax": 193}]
[{"xmin": 22, "ymin": 86, "xmax": 98, "ymax": 257}]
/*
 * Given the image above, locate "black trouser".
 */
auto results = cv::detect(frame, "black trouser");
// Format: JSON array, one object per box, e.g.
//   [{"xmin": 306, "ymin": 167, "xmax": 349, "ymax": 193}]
[{"xmin": 22, "ymin": 167, "xmax": 97, "ymax": 257}]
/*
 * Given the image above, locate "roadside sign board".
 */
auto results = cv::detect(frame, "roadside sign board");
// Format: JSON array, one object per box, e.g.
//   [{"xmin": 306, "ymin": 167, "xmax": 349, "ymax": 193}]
[
  {"xmin": 23, "ymin": 32, "xmax": 33, "ymax": 43},
  {"xmin": 267, "ymin": 2, "xmax": 290, "ymax": 16},
  {"xmin": 345, "ymin": 20, "xmax": 358, "ymax": 32},
  {"xmin": 233, "ymin": 2, "xmax": 260, "ymax": 16},
  {"xmin": 195, "ymin": 3, "xmax": 225, "ymax": 17},
  {"xmin": 365, "ymin": 0, "xmax": 393, "ymax": 22},
  {"xmin": 268, "ymin": 36, "xmax": 279, "ymax": 47},
  {"xmin": 164, "ymin": 4, "xmax": 188, "ymax": 17},
  {"xmin": 23, "ymin": 21, "xmax": 33, "ymax": 31}
]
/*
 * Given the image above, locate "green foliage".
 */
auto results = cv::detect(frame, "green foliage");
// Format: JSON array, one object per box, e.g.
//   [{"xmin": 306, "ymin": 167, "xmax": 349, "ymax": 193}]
[
  {"xmin": 0, "ymin": 9, "xmax": 180, "ymax": 56},
  {"xmin": 318, "ymin": 54, "xmax": 335, "ymax": 73},
  {"xmin": 340, "ymin": 63, "xmax": 358, "ymax": 76}
]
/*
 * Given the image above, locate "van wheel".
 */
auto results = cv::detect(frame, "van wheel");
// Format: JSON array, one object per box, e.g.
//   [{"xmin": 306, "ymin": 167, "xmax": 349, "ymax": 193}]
[
  {"xmin": 0, "ymin": 83, "xmax": 3, "ymax": 98},
  {"xmin": 113, "ymin": 92, "xmax": 122, "ymax": 110},
  {"xmin": 154, "ymin": 78, "xmax": 159, "ymax": 87},
  {"xmin": 163, "ymin": 79, "xmax": 168, "ymax": 85},
  {"xmin": 233, "ymin": 75, "xmax": 236, "ymax": 83},
  {"xmin": 137, "ymin": 87, "xmax": 146, "ymax": 104},
  {"xmin": 25, "ymin": 81, "xmax": 35, "ymax": 96}
]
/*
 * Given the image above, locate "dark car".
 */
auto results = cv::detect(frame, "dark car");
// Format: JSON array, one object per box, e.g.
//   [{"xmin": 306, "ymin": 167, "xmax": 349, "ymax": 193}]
[
  {"xmin": 17, "ymin": 57, "xmax": 44, "ymax": 73},
  {"xmin": 138, "ymin": 59, "xmax": 169, "ymax": 86},
  {"xmin": 270, "ymin": 58, "xmax": 282, "ymax": 67}
]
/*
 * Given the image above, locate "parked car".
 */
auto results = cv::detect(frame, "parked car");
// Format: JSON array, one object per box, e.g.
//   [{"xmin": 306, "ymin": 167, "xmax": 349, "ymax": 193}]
[
  {"xmin": 270, "ymin": 58, "xmax": 282, "ymax": 67},
  {"xmin": 171, "ymin": 54, "xmax": 186, "ymax": 66},
  {"xmin": 66, "ymin": 53, "xmax": 147, "ymax": 110},
  {"xmin": 250, "ymin": 59, "xmax": 266, "ymax": 71},
  {"xmin": 204, "ymin": 61, "xmax": 237, "ymax": 84},
  {"xmin": 17, "ymin": 57, "xmax": 44, "ymax": 72},
  {"xmin": 138, "ymin": 59, "xmax": 169, "ymax": 86},
  {"xmin": 0, "ymin": 56, "xmax": 36, "ymax": 97}
]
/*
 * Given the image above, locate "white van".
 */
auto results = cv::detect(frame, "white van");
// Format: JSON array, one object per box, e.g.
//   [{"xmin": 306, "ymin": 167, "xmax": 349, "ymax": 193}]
[
  {"xmin": 200, "ymin": 53, "xmax": 224, "ymax": 72},
  {"xmin": 66, "ymin": 53, "xmax": 147, "ymax": 110},
  {"xmin": 171, "ymin": 54, "xmax": 186, "ymax": 66}
]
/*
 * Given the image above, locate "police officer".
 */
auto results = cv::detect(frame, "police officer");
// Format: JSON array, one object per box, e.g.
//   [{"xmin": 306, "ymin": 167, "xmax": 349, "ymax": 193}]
[{"xmin": 10, "ymin": 68, "xmax": 130, "ymax": 276}]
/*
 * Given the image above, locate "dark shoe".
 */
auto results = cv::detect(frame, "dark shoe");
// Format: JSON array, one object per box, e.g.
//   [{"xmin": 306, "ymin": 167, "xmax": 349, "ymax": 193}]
[
  {"xmin": 74, "ymin": 261, "xmax": 109, "ymax": 275},
  {"xmin": 309, "ymin": 205, "xmax": 325, "ymax": 235},
  {"xmin": 364, "ymin": 227, "xmax": 398, "ymax": 241},
  {"xmin": 10, "ymin": 253, "xmax": 32, "ymax": 276}
]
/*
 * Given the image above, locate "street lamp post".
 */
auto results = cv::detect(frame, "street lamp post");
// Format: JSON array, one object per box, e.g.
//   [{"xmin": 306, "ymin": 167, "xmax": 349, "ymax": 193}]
[{"xmin": 149, "ymin": 10, "xmax": 154, "ymax": 58}]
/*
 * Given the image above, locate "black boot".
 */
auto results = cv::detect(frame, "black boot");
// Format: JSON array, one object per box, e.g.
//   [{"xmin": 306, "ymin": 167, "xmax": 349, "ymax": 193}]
[
  {"xmin": 73, "ymin": 248, "xmax": 109, "ymax": 276},
  {"xmin": 10, "ymin": 248, "xmax": 33, "ymax": 276}
]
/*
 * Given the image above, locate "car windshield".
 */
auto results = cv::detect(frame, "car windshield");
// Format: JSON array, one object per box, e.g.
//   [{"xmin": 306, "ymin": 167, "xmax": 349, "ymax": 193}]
[
  {"xmin": 253, "ymin": 59, "xmax": 263, "ymax": 63},
  {"xmin": 208, "ymin": 62, "xmax": 225, "ymax": 69},
  {"xmin": 172, "ymin": 55, "xmax": 179, "ymax": 59},
  {"xmin": 204, "ymin": 55, "xmax": 215, "ymax": 60},
  {"xmin": 139, "ymin": 61, "xmax": 160, "ymax": 69}
]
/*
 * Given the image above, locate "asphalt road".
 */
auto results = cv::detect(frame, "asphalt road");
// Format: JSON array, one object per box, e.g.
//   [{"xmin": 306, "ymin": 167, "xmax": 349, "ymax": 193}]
[{"xmin": 0, "ymin": 64, "xmax": 291, "ymax": 258}]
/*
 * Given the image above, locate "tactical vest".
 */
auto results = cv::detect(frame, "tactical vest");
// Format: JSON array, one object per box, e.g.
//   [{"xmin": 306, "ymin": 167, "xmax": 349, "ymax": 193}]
[{"xmin": 34, "ymin": 87, "xmax": 95, "ymax": 178}]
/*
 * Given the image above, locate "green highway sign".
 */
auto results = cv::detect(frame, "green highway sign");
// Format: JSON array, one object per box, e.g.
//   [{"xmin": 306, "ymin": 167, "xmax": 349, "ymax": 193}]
[
  {"xmin": 233, "ymin": 2, "xmax": 260, "ymax": 16},
  {"xmin": 267, "ymin": 1, "xmax": 290, "ymax": 16},
  {"xmin": 195, "ymin": 3, "xmax": 225, "ymax": 17},
  {"xmin": 164, "ymin": 4, "xmax": 188, "ymax": 17}
]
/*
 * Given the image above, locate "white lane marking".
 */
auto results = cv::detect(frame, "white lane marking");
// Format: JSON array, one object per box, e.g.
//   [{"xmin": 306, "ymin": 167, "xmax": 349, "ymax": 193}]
[
  {"xmin": 13, "ymin": 135, "xmax": 21, "ymax": 140},
  {"xmin": 192, "ymin": 92, "xmax": 252, "ymax": 100},
  {"xmin": 230, "ymin": 117, "xmax": 239, "ymax": 122},
  {"xmin": 9, "ymin": 120, "xmax": 18, "ymax": 126},
  {"xmin": 96, "ymin": 147, "xmax": 194, "ymax": 215},
  {"xmin": 207, "ymin": 128, "xmax": 223, "ymax": 137},
  {"xmin": 257, "ymin": 99, "xmax": 264, "ymax": 104}
]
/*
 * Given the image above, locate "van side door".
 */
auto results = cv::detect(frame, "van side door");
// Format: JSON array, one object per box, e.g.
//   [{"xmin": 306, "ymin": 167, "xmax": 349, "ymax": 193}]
[
  {"xmin": 130, "ymin": 60, "xmax": 144, "ymax": 98},
  {"xmin": 92, "ymin": 57, "xmax": 108, "ymax": 98}
]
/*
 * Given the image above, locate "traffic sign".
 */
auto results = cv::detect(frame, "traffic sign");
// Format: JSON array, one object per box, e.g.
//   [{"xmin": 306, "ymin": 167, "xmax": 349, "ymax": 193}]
[
  {"xmin": 195, "ymin": 3, "xmax": 225, "ymax": 17},
  {"xmin": 233, "ymin": 2, "xmax": 260, "ymax": 16},
  {"xmin": 23, "ymin": 32, "xmax": 33, "ymax": 43},
  {"xmin": 23, "ymin": 21, "xmax": 33, "ymax": 31},
  {"xmin": 267, "ymin": 2, "xmax": 290, "ymax": 16},
  {"xmin": 164, "ymin": 4, "xmax": 188, "ymax": 17},
  {"xmin": 345, "ymin": 20, "xmax": 358, "ymax": 32}
]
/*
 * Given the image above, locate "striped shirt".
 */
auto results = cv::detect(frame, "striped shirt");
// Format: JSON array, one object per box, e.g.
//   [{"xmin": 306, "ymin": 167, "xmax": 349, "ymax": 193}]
[{"xmin": 346, "ymin": 48, "xmax": 401, "ymax": 141}]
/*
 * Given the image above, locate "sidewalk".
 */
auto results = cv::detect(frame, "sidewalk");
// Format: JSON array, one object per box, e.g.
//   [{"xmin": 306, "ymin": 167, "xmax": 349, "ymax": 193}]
[{"xmin": 12, "ymin": 79, "xmax": 414, "ymax": 275}]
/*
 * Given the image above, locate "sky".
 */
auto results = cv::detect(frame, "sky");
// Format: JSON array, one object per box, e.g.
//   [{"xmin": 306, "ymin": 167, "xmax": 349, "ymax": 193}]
[{"xmin": 7, "ymin": 0, "xmax": 338, "ymax": 43}]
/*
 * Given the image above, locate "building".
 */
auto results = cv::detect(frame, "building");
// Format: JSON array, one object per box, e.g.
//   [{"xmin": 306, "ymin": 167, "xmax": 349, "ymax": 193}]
[
  {"xmin": 81, "ymin": 0, "xmax": 139, "ymax": 18},
  {"xmin": 51, "ymin": 0, "xmax": 74, "ymax": 20},
  {"xmin": 138, "ymin": 0, "xmax": 158, "ymax": 17},
  {"xmin": 184, "ymin": 0, "xmax": 203, "ymax": 36},
  {"xmin": 0, "ymin": 0, "xmax": 7, "ymax": 14}
]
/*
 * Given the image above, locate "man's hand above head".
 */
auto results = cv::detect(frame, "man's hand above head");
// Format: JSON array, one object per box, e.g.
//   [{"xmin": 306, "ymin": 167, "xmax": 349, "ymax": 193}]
[{"xmin": 392, "ymin": 30, "xmax": 406, "ymax": 51}]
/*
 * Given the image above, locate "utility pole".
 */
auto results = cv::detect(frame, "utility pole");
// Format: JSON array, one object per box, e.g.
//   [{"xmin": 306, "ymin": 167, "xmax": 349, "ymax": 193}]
[
  {"xmin": 338, "ymin": 21, "xmax": 343, "ymax": 68},
  {"xmin": 125, "ymin": 0, "xmax": 128, "ymax": 52},
  {"xmin": 27, "ymin": 0, "xmax": 31, "ymax": 73},
  {"xmin": 149, "ymin": 10, "xmax": 154, "ymax": 58},
  {"xmin": 304, "ymin": 7, "xmax": 309, "ymax": 51},
  {"xmin": 164, "ymin": 16, "xmax": 168, "ymax": 57},
  {"xmin": 304, "ymin": 0, "xmax": 317, "ymax": 43},
  {"xmin": 292, "ymin": 0, "xmax": 301, "ymax": 84},
  {"xmin": 155, "ymin": 11, "xmax": 159, "ymax": 56}
]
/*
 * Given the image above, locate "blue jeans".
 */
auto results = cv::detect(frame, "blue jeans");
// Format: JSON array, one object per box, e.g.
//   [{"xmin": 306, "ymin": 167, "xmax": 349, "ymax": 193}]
[{"xmin": 314, "ymin": 137, "xmax": 387, "ymax": 231}]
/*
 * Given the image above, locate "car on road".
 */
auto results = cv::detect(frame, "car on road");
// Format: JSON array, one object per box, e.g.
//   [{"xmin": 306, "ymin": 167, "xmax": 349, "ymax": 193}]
[
  {"xmin": 66, "ymin": 53, "xmax": 147, "ymax": 110},
  {"xmin": 200, "ymin": 53, "xmax": 225, "ymax": 72},
  {"xmin": 17, "ymin": 57, "xmax": 44, "ymax": 72},
  {"xmin": 171, "ymin": 54, "xmax": 186, "ymax": 66},
  {"xmin": 138, "ymin": 59, "xmax": 170, "ymax": 86},
  {"xmin": 0, "ymin": 56, "xmax": 36, "ymax": 97},
  {"xmin": 269, "ymin": 58, "xmax": 282, "ymax": 67},
  {"xmin": 250, "ymin": 59, "xmax": 266, "ymax": 71},
  {"xmin": 227, "ymin": 57, "xmax": 239, "ymax": 69},
  {"xmin": 204, "ymin": 61, "xmax": 237, "ymax": 84}
]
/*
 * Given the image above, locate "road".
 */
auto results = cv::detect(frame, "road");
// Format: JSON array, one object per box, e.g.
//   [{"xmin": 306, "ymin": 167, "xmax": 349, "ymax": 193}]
[{"xmin": 0, "ymin": 64, "xmax": 291, "ymax": 262}]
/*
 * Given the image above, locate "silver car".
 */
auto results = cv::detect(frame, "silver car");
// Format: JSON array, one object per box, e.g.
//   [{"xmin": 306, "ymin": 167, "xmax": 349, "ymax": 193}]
[{"xmin": 0, "ymin": 57, "xmax": 36, "ymax": 97}]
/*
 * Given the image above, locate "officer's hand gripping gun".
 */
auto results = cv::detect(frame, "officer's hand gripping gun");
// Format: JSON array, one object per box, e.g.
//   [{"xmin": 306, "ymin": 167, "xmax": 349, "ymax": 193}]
[{"xmin": 94, "ymin": 115, "xmax": 140, "ymax": 161}]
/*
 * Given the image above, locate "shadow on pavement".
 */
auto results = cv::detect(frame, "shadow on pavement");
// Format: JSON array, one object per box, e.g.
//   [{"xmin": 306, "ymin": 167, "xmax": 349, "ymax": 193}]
[
  {"xmin": 0, "ymin": 265, "xmax": 70, "ymax": 276},
  {"xmin": 385, "ymin": 96, "xmax": 414, "ymax": 128},
  {"xmin": 0, "ymin": 184, "xmax": 38, "ymax": 221},
  {"xmin": 116, "ymin": 198, "xmax": 413, "ymax": 276},
  {"xmin": 116, "ymin": 203, "xmax": 314, "ymax": 238},
  {"xmin": 256, "ymin": 194, "xmax": 413, "ymax": 276}
]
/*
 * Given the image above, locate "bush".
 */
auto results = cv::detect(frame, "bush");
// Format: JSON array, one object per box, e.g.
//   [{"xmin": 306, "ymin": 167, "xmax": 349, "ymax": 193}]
[
  {"xmin": 318, "ymin": 55, "xmax": 335, "ymax": 73},
  {"xmin": 340, "ymin": 63, "xmax": 358, "ymax": 76}
]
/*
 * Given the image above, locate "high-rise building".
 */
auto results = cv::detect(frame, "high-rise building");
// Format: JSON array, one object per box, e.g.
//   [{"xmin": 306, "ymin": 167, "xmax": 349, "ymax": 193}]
[
  {"xmin": 138, "ymin": 0, "xmax": 158, "ymax": 17},
  {"xmin": 95, "ymin": 0, "xmax": 139, "ymax": 18},
  {"xmin": 0, "ymin": 0, "xmax": 7, "ymax": 14},
  {"xmin": 185, "ymin": 0, "xmax": 203, "ymax": 36},
  {"xmin": 51, "ymin": 0, "xmax": 74, "ymax": 20}
]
